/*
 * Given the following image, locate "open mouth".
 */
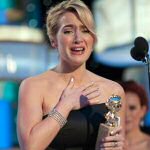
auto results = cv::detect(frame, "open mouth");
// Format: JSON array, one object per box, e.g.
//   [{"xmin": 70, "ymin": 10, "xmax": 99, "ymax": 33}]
[{"xmin": 71, "ymin": 47, "xmax": 85, "ymax": 55}]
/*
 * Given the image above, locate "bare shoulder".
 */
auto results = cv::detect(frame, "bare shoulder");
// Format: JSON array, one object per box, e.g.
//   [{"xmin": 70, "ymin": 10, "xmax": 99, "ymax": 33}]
[
  {"xmin": 145, "ymin": 133, "xmax": 150, "ymax": 142},
  {"xmin": 142, "ymin": 134, "xmax": 150, "ymax": 149},
  {"xmin": 91, "ymin": 72, "xmax": 124, "ymax": 93},
  {"xmin": 89, "ymin": 71, "xmax": 124, "ymax": 95},
  {"xmin": 20, "ymin": 70, "xmax": 55, "ymax": 90},
  {"xmin": 20, "ymin": 75, "xmax": 43, "ymax": 93},
  {"xmin": 147, "ymin": 137, "xmax": 150, "ymax": 147},
  {"xmin": 103, "ymin": 79, "xmax": 124, "ymax": 96},
  {"xmin": 19, "ymin": 70, "xmax": 57, "ymax": 102}
]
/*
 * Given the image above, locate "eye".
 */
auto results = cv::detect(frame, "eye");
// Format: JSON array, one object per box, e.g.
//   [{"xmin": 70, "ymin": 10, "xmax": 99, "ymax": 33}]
[
  {"xmin": 64, "ymin": 30, "xmax": 73, "ymax": 34},
  {"xmin": 129, "ymin": 106, "xmax": 136, "ymax": 111},
  {"xmin": 82, "ymin": 28, "xmax": 90, "ymax": 33}
]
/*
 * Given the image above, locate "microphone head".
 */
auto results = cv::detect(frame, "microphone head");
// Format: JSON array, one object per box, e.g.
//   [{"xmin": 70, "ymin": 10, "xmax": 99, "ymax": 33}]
[
  {"xmin": 130, "ymin": 36, "xmax": 149, "ymax": 61},
  {"xmin": 134, "ymin": 36, "xmax": 149, "ymax": 53},
  {"xmin": 130, "ymin": 47, "xmax": 146, "ymax": 61}
]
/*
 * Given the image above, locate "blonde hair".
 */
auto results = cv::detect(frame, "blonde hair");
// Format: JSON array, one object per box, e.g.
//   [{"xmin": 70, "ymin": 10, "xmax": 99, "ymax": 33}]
[{"xmin": 46, "ymin": 0, "xmax": 97, "ymax": 43}]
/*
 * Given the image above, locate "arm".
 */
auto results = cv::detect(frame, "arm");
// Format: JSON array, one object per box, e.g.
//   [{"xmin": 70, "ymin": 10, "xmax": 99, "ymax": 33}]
[
  {"xmin": 17, "ymin": 79, "xmax": 67, "ymax": 150},
  {"xmin": 97, "ymin": 83, "xmax": 126, "ymax": 150},
  {"xmin": 17, "ymin": 78, "xmax": 100, "ymax": 150}
]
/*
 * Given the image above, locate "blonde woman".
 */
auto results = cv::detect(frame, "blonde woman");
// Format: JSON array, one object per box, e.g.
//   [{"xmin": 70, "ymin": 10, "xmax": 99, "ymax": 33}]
[{"xmin": 17, "ymin": 0, "xmax": 126, "ymax": 150}]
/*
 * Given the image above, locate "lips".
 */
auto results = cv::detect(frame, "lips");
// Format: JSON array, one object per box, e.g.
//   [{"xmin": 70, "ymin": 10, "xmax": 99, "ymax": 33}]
[
  {"xmin": 71, "ymin": 47, "xmax": 84, "ymax": 51},
  {"xmin": 126, "ymin": 119, "xmax": 132, "ymax": 124},
  {"xmin": 71, "ymin": 47, "xmax": 85, "ymax": 55}
]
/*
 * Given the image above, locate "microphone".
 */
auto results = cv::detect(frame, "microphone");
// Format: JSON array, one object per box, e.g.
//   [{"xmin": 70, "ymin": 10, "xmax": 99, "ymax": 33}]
[
  {"xmin": 130, "ymin": 36, "xmax": 149, "ymax": 62},
  {"xmin": 130, "ymin": 36, "xmax": 150, "ymax": 94},
  {"xmin": 131, "ymin": 37, "xmax": 150, "ymax": 128}
]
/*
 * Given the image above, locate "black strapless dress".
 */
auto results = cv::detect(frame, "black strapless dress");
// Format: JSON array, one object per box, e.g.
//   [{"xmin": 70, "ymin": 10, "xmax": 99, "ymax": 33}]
[{"xmin": 43, "ymin": 103, "xmax": 108, "ymax": 150}]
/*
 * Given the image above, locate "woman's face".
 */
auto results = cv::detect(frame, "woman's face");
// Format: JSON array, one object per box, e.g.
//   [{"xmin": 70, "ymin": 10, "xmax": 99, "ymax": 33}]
[
  {"xmin": 125, "ymin": 91, "xmax": 146, "ymax": 133},
  {"xmin": 53, "ymin": 11, "xmax": 94, "ymax": 67}
]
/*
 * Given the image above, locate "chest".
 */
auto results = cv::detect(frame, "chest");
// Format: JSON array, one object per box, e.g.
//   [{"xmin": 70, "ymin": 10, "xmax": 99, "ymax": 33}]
[
  {"xmin": 128, "ymin": 141, "xmax": 149, "ymax": 150},
  {"xmin": 42, "ymin": 83, "xmax": 66, "ymax": 115},
  {"xmin": 42, "ymin": 82, "xmax": 113, "ymax": 115}
]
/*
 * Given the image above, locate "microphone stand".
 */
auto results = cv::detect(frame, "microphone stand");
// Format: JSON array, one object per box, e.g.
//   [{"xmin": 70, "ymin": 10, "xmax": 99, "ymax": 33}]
[
  {"xmin": 143, "ymin": 54, "xmax": 150, "ymax": 128},
  {"xmin": 144, "ymin": 54, "xmax": 150, "ymax": 94}
]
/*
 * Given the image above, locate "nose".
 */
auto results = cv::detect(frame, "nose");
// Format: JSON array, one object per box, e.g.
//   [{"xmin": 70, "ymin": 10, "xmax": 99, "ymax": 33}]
[
  {"xmin": 126, "ymin": 107, "xmax": 131, "ymax": 117},
  {"xmin": 74, "ymin": 31, "xmax": 83, "ymax": 44}
]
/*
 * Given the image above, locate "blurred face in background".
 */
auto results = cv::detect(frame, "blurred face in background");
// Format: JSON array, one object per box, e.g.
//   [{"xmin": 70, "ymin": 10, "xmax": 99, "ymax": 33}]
[{"xmin": 125, "ymin": 91, "xmax": 146, "ymax": 133}]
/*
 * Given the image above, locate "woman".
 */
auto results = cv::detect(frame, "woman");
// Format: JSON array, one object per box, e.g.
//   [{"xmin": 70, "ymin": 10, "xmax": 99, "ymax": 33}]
[
  {"xmin": 121, "ymin": 80, "xmax": 150, "ymax": 150},
  {"xmin": 17, "ymin": 0, "xmax": 125, "ymax": 150}
]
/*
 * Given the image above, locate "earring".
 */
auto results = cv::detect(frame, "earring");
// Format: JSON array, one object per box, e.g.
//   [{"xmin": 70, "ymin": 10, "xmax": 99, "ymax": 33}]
[
  {"xmin": 140, "ymin": 118, "xmax": 144, "ymax": 127},
  {"xmin": 51, "ymin": 40, "xmax": 57, "ymax": 48}
]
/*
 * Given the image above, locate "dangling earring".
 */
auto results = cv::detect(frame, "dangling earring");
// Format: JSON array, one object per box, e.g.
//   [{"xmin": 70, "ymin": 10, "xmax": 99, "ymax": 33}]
[{"xmin": 140, "ymin": 118, "xmax": 144, "ymax": 127}]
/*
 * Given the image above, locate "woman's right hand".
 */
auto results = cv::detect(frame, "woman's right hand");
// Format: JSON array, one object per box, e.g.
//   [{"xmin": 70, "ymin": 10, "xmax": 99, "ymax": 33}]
[
  {"xmin": 59, "ymin": 77, "xmax": 100, "ymax": 110},
  {"xmin": 98, "ymin": 126, "xmax": 125, "ymax": 150}
]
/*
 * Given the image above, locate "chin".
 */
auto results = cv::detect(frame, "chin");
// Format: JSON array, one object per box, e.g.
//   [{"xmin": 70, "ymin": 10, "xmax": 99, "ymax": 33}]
[
  {"xmin": 126, "ymin": 124, "xmax": 134, "ymax": 133},
  {"xmin": 71, "ymin": 59, "xmax": 85, "ymax": 66}
]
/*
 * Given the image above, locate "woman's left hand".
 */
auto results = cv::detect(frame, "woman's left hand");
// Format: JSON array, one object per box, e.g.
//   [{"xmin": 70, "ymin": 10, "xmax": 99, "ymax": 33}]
[{"xmin": 98, "ymin": 126, "xmax": 125, "ymax": 150}]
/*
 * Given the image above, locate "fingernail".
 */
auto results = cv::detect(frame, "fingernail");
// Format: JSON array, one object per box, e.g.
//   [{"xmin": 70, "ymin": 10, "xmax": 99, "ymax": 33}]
[
  {"xmin": 96, "ymin": 99, "xmax": 100, "ymax": 103},
  {"xmin": 110, "ymin": 131, "xmax": 114, "ymax": 135},
  {"xmin": 71, "ymin": 77, "xmax": 74, "ymax": 82}
]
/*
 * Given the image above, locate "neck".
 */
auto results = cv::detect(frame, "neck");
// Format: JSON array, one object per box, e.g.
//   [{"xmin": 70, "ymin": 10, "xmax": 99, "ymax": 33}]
[
  {"xmin": 56, "ymin": 62, "xmax": 86, "ymax": 73},
  {"xmin": 126, "ymin": 127, "xmax": 144, "ymax": 144},
  {"xmin": 54, "ymin": 63, "xmax": 88, "ymax": 86}
]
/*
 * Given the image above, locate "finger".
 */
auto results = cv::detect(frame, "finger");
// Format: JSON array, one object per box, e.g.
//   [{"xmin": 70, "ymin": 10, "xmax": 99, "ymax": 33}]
[
  {"xmin": 103, "ymin": 134, "xmax": 124, "ymax": 143},
  {"xmin": 101, "ymin": 136, "xmax": 114, "ymax": 143},
  {"xmin": 110, "ymin": 126, "xmax": 123, "ymax": 136},
  {"xmin": 100, "ymin": 141, "xmax": 124, "ymax": 149},
  {"xmin": 100, "ymin": 143, "xmax": 120, "ymax": 149},
  {"xmin": 88, "ymin": 99, "xmax": 100, "ymax": 105},
  {"xmin": 79, "ymin": 81, "xmax": 95, "ymax": 91},
  {"xmin": 82, "ymin": 85, "xmax": 99, "ymax": 96},
  {"xmin": 100, "ymin": 147, "xmax": 121, "ymax": 150},
  {"xmin": 65, "ymin": 77, "xmax": 74, "ymax": 89},
  {"xmin": 86, "ymin": 90, "xmax": 100, "ymax": 99},
  {"xmin": 100, "ymin": 147, "xmax": 123, "ymax": 150}
]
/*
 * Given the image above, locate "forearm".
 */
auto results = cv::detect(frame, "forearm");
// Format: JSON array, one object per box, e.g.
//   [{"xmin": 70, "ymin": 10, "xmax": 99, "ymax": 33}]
[{"xmin": 19, "ymin": 102, "xmax": 72, "ymax": 150}]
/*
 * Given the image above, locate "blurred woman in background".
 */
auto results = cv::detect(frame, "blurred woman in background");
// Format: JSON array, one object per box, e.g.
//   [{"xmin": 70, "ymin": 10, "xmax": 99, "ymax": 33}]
[{"xmin": 121, "ymin": 80, "xmax": 150, "ymax": 150}]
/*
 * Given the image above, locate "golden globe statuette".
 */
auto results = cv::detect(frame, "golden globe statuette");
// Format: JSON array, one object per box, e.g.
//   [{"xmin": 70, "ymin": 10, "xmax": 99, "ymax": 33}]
[{"xmin": 95, "ymin": 95, "xmax": 122, "ymax": 150}]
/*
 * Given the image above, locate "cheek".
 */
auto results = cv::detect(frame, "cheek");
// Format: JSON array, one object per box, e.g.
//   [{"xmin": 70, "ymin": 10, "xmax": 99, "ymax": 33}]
[
  {"xmin": 129, "ymin": 110, "xmax": 142, "ymax": 123},
  {"xmin": 57, "ymin": 39, "xmax": 67, "ymax": 50},
  {"xmin": 86, "ymin": 37, "xmax": 94, "ymax": 48},
  {"xmin": 129, "ymin": 109, "xmax": 139, "ymax": 116},
  {"xmin": 59, "ymin": 36, "xmax": 72, "ymax": 48}
]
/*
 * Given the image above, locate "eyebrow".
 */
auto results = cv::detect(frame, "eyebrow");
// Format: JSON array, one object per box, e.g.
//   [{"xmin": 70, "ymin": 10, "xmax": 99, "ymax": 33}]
[
  {"xmin": 63, "ymin": 24, "xmax": 86, "ymax": 29},
  {"xmin": 63, "ymin": 24, "xmax": 74, "ymax": 28}
]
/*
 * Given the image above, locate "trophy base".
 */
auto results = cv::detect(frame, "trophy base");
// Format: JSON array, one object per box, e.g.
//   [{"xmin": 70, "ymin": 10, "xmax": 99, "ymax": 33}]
[{"xmin": 95, "ymin": 123, "xmax": 114, "ymax": 150}]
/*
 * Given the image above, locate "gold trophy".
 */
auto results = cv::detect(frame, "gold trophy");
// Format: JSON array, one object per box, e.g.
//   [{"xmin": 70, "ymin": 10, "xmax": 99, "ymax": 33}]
[{"xmin": 95, "ymin": 94, "xmax": 122, "ymax": 150}]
